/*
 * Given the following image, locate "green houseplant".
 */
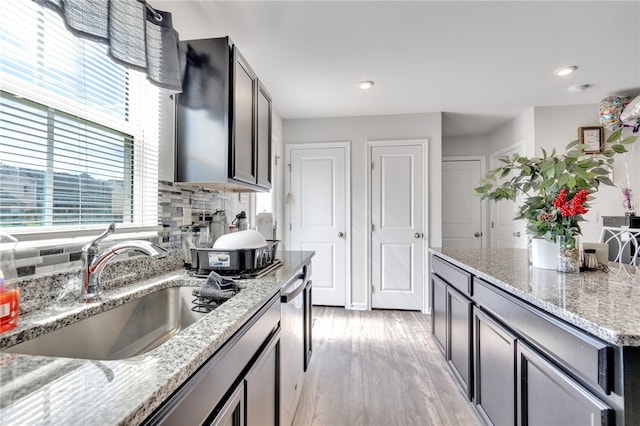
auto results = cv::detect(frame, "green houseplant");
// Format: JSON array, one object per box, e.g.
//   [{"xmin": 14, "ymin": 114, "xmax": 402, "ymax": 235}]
[{"xmin": 475, "ymin": 129, "xmax": 637, "ymax": 268}]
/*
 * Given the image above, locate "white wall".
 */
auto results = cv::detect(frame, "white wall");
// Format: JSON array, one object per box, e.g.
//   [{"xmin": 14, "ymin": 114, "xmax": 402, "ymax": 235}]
[
  {"xmin": 489, "ymin": 107, "xmax": 536, "ymax": 156},
  {"xmin": 443, "ymin": 135, "xmax": 489, "ymax": 157},
  {"xmin": 283, "ymin": 112, "xmax": 442, "ymax": 308}
]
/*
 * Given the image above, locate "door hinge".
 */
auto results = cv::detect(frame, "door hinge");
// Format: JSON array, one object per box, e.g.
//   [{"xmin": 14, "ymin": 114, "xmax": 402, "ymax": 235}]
[
  {"xmin": 371, "ymin": 284, "xmax": 375, "ymax": 294},
  {"xmin": 371, "ymin": 223, "xmax": 375, "ymax": 232},
  {"xmin": 371, "ymin": 161, "xmax": 374, "ymax": 170},
  {"xmin": 289, "ymin": 223, "xmax": 292, "ymax": 231},
  {"xmin": 491, "ymin": 221, "xmax": 495, "ymax": 229},
  {"xmin": 275, "ymin": 155, "xmax": 280, "ymax": 166},
  {"xmin": 287, "ymin": 163, "xmax": 291, "ymax": 172}
]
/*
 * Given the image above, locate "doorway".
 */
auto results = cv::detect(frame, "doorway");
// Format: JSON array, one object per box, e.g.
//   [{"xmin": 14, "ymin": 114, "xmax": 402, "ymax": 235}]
[
  {"xmin": 489, "ymin": 143, "xmax": 527, "ymax": 248},
  {"xmin": 368, "ymin": 139, "xmax": 427, "ymax": 311},
  {"xmin": 286, "ymin": 142, "xmax": 351, "ymax": 307},
  {"xmin": 442, "ymin": 157, "xmax": 486, "ymax": 248}
]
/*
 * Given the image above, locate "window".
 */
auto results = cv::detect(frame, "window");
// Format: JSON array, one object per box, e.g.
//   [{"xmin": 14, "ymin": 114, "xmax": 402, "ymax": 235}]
[{"xmin": 0, "ymin": 0, "xmax": 160, "ymax": 233}]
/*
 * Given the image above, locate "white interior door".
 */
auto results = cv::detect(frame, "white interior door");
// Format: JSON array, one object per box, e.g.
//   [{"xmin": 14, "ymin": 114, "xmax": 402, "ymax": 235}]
[
  {"xmin": 287, "ymin": 144, "xmax": 349, "ymax": 307},
  {"xmin": 370, "ymin": 143, "xmax": 424, "ymax": 310},
  {"xmin": 490, "ymin": 144, "xmax": 527, "ymax": 248},
  {"xmin": 442, "ymin": 159, "xmax": 484, "ymax": 248}
]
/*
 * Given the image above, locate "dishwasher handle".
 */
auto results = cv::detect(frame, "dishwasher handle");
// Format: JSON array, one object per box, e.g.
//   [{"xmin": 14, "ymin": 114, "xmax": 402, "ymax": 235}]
[{"xmin": 281, "ymin": 274, "xmax": 305, "ymax": 303}]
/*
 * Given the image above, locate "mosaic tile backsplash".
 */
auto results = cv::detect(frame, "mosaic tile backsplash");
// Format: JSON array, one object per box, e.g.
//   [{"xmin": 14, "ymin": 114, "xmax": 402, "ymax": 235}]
[{"xmin": 7, "ymin": 180, "xmax": 235, "ymax": 314}]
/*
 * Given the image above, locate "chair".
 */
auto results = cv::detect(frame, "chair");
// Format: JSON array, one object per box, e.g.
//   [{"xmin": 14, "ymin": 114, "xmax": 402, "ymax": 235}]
[{"xmin": 599, "ymin": 226, "xmax": 640, "ymax": 281}]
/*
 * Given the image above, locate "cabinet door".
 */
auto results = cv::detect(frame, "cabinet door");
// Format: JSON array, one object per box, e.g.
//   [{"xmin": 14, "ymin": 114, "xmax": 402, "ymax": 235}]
[
  {"xmin": 245, "ymin": 330, "xmax": 280, "ymax": 426},
  {"xmin": 517, "ymin": 342, "xmax": 614, "ymax": 426},
  {"xmin": 256, "ymin": 80, "xmax": 272, "ymax": 189},
  {"xmin": 474, "ymin": 307, "xmax": 516, "ymax": 426},
  {"xmin": 231, "ymin": 48, "xmax": 257, "ymax": 185},
  {"xmin": 208, "ymin": 384, "xmax": 244, "ymax": 426},
  {"xmin": 431, "ymin": 275, "xmax": 447, "ymax": 355},
  {"xmin": 447, "ymin": 286, "xmax": 472, "ymax": 400}
]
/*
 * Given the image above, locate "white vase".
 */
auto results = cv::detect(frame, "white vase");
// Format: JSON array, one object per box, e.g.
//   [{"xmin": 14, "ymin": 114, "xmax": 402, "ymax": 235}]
[{"xmin": 530, "ymin": 238, "xmax": 557, "ymax": 270}]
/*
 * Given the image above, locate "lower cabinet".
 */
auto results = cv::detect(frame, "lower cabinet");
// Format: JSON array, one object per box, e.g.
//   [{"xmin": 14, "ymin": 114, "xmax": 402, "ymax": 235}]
[
  {"xmin": 517, "ymin": 342, "xmax": 614, "ymax": 426},
  {"xmin": 142, "ymin": 294, "xmax": 281, "ymax": 426},
  {"xmin": 448, "ymin": 286, "xmax": 472, "ymax": 399},
  {"xmin": 209, "ymin": 384, "xmax": 244, "ymax": 426},
  {"xmin": 431, "ymin": 275, "xmax": 447, "ymax": 355},
  {"xmin": 245, "ymin": 330, "xmax": 280, "ymax": 426},
  {"xmin": 473, "ymin": 307, "xmax": 516, "ymax": 426}
]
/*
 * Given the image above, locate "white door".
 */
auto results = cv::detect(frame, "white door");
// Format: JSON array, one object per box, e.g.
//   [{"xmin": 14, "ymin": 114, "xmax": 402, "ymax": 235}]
[
  {"xmin": 442, "ymin": 159, "xmax": 484, "ymax": 248},
  {"xmin": 287, "ymin": 143, "xmax": 349, "ymax": 306},
  {"xmin": 370, "ymin": 143, "xmax": 424, "ymax": 310},
  {"xmin": 490, "ymin": 144, "xmax": 527, "ymax": 248}
]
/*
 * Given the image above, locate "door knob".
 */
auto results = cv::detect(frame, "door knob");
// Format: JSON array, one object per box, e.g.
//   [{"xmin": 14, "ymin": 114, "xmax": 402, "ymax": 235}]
[
  {"xmin": 474, "ymin": 232, "xmax": 481, "ymax": 237},
  {"xmin": 513, "ymin": 232, "xmax": 521, "ymax": 237},
  {"xmin": 338, "ymin": 232, "xmax": 345, "ymax": 238},
  {"xmin": 414, "ymin": 233, "xmax": 423, "ymax": 239}
]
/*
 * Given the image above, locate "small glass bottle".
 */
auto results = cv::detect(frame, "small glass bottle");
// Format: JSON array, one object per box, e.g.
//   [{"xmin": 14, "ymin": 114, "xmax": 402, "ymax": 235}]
[{"xmin": 0, "ymin": 232, "xmax": 19, "ymax": 332}]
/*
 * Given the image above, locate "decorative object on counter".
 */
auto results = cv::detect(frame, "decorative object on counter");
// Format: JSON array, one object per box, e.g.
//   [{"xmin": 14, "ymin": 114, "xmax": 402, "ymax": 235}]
[
  {"xmin": 621, "ymin": 187, "xmax": 636, "ymax": 216},
  {"xmin": 583, "ymin": 249, "xmax": 599, "ymax": 271},
  {"xmin": 557, "ymin": 235, "xmax": 580, "ymax": 273},
  {"xmin": 33, "ymin": 0, "xmax": 183, "ymax": 91},
  {"xmin": 0, "ymin": 232, "xmax": 19, "ymax": 332},
  {"xmin": 476, "ymin": 129, "xmax": 638, "ymax": 270},
  {"xmin": 530, "ymin": 237, "xmax": 557, "ymax": 270}
]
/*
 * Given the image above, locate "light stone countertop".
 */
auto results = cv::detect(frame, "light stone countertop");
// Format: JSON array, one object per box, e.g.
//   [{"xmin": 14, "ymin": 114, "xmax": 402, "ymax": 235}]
[
  {"xmin": 430, "ymin": 247, "xmax": 640, "ymax": 347},
  {"xmin": 0, "ymin": 251, "xmax": 314, "ymax": 425}
]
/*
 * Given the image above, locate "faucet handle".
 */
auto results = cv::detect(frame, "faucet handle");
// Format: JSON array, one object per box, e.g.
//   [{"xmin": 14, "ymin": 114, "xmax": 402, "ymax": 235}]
[{"xmin": 85, "ymin": 223, "xmax": 116, "ymax": 252}]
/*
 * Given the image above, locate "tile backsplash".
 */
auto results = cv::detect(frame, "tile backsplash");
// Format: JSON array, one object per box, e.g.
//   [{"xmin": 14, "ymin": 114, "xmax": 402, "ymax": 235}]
[{"xmin": 11, "ymin": 180, "xmax": 234, "ymax": 279}]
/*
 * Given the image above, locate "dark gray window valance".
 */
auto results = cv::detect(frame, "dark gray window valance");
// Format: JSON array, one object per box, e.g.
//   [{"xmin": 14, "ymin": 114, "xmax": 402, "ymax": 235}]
[{"xmin": 33, "ymin": 0, "xmax": 183, "ymax": 92}]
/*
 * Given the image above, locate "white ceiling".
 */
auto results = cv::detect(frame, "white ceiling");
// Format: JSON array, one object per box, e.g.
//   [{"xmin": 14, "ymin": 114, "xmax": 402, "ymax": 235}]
[{"xmin": 155, "ymin": 1, "xmax": 640, "ymax": 136}]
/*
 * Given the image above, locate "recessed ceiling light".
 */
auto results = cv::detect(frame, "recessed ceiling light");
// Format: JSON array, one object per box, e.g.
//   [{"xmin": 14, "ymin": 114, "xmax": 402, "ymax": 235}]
[
  {"xmin": 554, "ymin": 66, "xmax": 578, "ymax": 76},
  {"xmin": 358, "ymin": 80, "xmax": 375, "ymax": 90},
  {"xmin": 568, "ymin": 84, "xmax": 591, "ymax": 94}
]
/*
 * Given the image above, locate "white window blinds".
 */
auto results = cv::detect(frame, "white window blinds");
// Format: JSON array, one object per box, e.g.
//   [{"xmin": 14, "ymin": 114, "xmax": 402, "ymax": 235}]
[{"xmin": 0, "ymin": 0, "xmax": 160, "ymax": 233}]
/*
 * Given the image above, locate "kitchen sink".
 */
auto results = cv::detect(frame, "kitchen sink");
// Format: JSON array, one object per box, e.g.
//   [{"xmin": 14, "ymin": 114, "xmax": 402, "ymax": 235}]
[{"xmin": 6, "ymin": 286, "xmax": 208, "ymax": 360}]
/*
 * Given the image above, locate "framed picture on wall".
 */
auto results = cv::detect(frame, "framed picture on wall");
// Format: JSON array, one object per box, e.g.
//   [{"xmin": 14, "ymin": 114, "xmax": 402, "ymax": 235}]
[{"xmin": 578, "ymin": 126, "xmax": 604, "ymax": 154}]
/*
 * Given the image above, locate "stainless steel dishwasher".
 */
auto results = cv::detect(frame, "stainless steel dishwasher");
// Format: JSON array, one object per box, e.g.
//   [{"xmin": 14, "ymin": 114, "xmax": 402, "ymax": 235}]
[{"xmin": 280, "ymin": 263, "xmax": 310, "ymax": 426}]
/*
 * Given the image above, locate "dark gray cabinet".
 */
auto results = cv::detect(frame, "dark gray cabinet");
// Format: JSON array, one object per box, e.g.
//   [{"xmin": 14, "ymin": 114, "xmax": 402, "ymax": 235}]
[
  {"xmin": 431, "ymin": 256, "xmax": 473, "ymax": 399},
  {"xmin": 245, "ymin": 330, "xmax": 280, "ymax": 426},
  {"xmin": 256, "ymin": 81, "xmax": 272, "ymax": 189},
  {"xmin": 517, "ymin": 342, "xmax": 614, "ymax": 426},
  {"xmin": 474, "ymin": 306, "xmax": 516, "ymax": 426},
  {"xmin": 448, "ymin": 286, "xmax": 472, "ymax": 399},
  {"xmin": 175, "ymin": 36, "xmax": 272, "ymax": 192},
  {"xmin": 231, "ymin": 49, "xmax": 257, "ymax": 186},
  {"xmin": 209, "ymin": 384, "xmax": 244, "ymax": 426},
  {"xmin": 431, "ymin": 274, "xmax": 447, "ymax": 355}
]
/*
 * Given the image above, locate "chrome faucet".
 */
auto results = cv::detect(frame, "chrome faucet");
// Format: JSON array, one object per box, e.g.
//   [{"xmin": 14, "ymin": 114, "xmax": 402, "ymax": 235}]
[{"xmin": 81, "ymin": 223, "xmax": 169, "ymax": 302}]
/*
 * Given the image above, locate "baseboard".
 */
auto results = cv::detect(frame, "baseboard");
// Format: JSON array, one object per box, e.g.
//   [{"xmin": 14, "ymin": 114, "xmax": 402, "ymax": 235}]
[{"xmin": 349, "ymin": 303, "xmax": 367, "ymax": 311}]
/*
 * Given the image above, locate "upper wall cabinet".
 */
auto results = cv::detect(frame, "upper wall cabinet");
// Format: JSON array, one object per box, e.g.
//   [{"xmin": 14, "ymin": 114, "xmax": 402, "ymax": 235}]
[{"xmin": 175, "ymin": 37, "xmax": 272, "ymax": 192}]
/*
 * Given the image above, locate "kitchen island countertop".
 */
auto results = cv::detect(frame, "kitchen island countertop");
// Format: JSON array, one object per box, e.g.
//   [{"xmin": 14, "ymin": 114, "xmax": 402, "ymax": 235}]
[
  {"xmin": 430, "ymin": 247, "xmax": 640, "ymax": 347},
  {"xmin": 0, "ymin": 250, "xmax": 314, "ymax": 425}
]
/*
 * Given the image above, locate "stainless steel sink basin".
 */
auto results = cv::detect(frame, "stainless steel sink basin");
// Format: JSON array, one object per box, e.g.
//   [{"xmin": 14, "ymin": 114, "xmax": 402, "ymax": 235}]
[{"xmin": 6, "ymin": 286, "xmax": 208, "ymax": 360}]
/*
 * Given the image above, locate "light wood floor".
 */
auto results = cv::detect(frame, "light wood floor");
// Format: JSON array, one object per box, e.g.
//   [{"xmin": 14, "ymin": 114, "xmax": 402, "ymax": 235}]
[{"xmin": 292, "ymin": 307, "xmax": 483, "ymax": 426}]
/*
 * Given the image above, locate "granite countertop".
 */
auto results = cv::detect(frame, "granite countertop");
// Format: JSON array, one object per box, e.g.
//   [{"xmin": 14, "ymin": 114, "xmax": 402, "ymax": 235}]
[
  {"xmin": 0, "ymin": 251, "xmax": 314, "ymax": 425},
  {"xmin": 430, "ymin": 247, "xmax": 640, "ymax": 347}
]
